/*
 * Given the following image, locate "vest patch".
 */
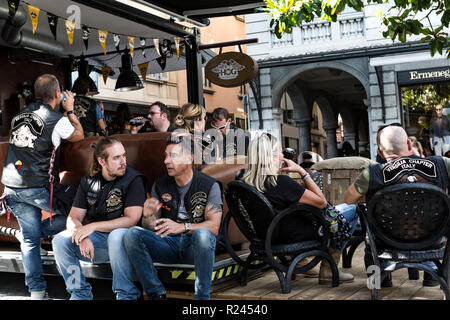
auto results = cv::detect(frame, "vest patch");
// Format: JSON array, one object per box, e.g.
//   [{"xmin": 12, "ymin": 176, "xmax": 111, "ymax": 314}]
[
  {"xmin": 106, "ymin": 188, "xmax": 123, "ymax": 212},
  {"xmin": 74, "ymin": 98, "xmax": 90, "ymax": 118},
  {"xmin": 10, "ymin": 113, "xmax": 45, "ymax": 149},
  {"xmin": 161, "ymin": 193, "xmax": 172, "ymax": 202},
  {"xmin": 382, "ymin": 158, "xmax": 437, "ymax": 183},
  {"xmin": 190, "ymin": 191, "xmax": 207, "ymax": 223}
]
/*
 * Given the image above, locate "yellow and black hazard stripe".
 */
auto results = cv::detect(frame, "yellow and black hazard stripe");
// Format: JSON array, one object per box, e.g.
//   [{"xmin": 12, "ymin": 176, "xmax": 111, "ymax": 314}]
[{"xmin": 156, "ymin": 263, "xmax": 242, "ymax": 285}]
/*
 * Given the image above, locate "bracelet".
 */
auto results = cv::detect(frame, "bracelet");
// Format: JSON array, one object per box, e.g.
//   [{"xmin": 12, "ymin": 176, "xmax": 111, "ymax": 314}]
[
  {"xmin": 301, "ymin": 173, "xmax": 310, "ymax": 181},
  {"xmin": 66, "ymin": 110, "xmax": 75, "ymax": 116}
]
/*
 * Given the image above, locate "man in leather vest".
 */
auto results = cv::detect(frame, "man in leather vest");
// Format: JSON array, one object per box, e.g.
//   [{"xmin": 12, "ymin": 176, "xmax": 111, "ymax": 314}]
[
  {"xmin": 123, "ymin": 134, "xmax": 223, "ymax": 300},
  {"xmin": 2, "ymin": 74, "xmax": 84, "ymax": 299},
  {"xmin": 72, "ymin": 78, "xmax": 106, "ymax": 137},
  {"xmin": 52, "ymin": 137, "xmax": 146, "ymax": 300},
  {"xmin": 345, "ymin": 125, "xmax": 450, "ymax": 287},
  {"xmin": 210, "ymin": 107, "xmax": 249, "ymax": 159}
]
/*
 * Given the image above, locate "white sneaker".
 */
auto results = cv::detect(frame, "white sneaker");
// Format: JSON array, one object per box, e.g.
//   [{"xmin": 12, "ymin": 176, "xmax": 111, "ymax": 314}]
[{"xmin": 30, "ymin": 290, "xmax": 48, "ymax": 300}]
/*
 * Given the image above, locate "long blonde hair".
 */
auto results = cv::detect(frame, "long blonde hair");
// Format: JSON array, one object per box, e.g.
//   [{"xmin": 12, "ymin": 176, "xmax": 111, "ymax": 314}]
[
  {"xmin": 242, "ymin": 133, "xmax": 279, "ymax": 192},
  {"xmin": 174, "ymin": 103, "xmax": 206, "ymax": 132}
]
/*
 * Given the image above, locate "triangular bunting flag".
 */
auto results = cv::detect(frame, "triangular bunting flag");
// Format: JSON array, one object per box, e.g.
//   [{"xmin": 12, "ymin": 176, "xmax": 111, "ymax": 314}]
[
  {"xmin": 65, "ymin": 20, "xmax": 76, "ymax": 45},
  {"xmin": 82, "ymin": 26, "xmax": 91, "ymax": 51},
  {"xmin": 174, "ymin": 37, "xmax": 182, "ymax": 60},
  {"xmin": 156, "ymin": 56, "xmax": 166, "ymax": 71},
  {"xmin": 113, "ymin": 34, "xmax": 121, "ymax": 51},
  {"xmin": 98, "ymin": 30, "xmax": 108, "ymax": 55},
  {"xmin": 28, "ymin": 4, "xmax": 40, "ymax": 34},
  {"xmin": 101, "ymin": 66, "xmax": 111, "ymax": 85},
  {"xmin": 153, "ymin": 38, "xmax": 161, "ymax": 56},
  {"xmin": 140, "ymin": 37, "xmax": 146, "ymax": 58},
  {"xmin": 47, "ymin": 13, "xmax": 58, "ymax": 40},
  {"xmin": 128, "ymin": 36, "xmax": 135, "ymax": 58},
  {"xmin": 8, "ymin": 0, "xmax": 20, "ymax": 17},
  {"xmin": 138, "ymin": 62, "xmax": 149, "ymax": 81}
]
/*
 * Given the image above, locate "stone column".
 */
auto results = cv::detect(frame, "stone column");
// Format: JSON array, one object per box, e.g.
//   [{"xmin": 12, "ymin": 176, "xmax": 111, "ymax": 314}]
[
  {"xmin": 295, "ymin": 119, "xmax": 312, "ymax": 153},
  {"xmin": 323, "ymin": 125, "xmax": 338, "ymax": 158}
]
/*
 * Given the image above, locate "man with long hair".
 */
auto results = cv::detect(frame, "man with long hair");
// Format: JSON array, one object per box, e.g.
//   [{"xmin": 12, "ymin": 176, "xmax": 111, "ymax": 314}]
[{"xmin": 52, "ymin": 137, "xmax": 147, "ymax": 300}]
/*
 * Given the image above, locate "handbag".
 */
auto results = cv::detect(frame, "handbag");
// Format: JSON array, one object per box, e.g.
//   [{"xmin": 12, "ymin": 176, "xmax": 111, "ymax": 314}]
[{"xmin": 321, "ymin": 202, "xmax": 352, "ymax": 250}]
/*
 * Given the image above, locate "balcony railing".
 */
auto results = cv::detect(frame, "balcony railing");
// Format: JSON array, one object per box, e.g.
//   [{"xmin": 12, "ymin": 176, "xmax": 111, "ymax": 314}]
[{"xmin": 269, "ymin": 12, "xmax": 365, "ymax": 49}]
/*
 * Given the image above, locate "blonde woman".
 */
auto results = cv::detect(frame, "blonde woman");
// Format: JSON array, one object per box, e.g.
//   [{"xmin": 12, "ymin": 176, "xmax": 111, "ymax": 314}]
[
  {"xmin": 174, "ymin": 103, "xmax": 217, "ymax": 164},
  {"xmin": 240, "ymin": 133, "xmax": 358, "ymax": 284}
]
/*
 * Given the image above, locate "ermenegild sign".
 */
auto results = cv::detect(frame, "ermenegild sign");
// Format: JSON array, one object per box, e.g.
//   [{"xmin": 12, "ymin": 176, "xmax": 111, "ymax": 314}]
[
  {"xmin": 397, "ymin": 66, "xmax": 450, "ymax": 85},
  {"xmin": 205, "ymin": 52, "xmax": 258, "ymax": 87}
]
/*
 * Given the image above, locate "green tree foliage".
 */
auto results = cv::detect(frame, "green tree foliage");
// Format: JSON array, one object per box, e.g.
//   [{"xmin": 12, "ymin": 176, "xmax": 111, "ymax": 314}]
[{"xmin": 262, "ymin": 0, "xmax": 449, "ymax": 57}]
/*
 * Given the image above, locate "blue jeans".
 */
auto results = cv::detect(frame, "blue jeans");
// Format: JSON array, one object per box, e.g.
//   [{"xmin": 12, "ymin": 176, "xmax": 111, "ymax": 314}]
[
  {"xmin": 52, "ymin": 228, "xmax": 140, "ymax": 300},
  {"xmin": 124, "ymin": 227, "xmax": 217, "ymax": 300},
  {"xmin": 4, "ymin": 186, "xmax": 67, "ymax": 292},
  {"xmin": 333, "ymin": 203, "xmax": 359, "ymax": 251}
]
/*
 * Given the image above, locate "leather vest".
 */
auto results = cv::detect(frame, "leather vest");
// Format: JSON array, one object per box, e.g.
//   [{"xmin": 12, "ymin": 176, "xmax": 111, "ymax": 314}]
[
  {"xmin": 74, "ymin": 95, "xmax": 97, "ymax": 135},
  {"xmin": 79, "ymin": 166, "xmax": 146, "ymax": 222},
  {"xmin": 154, "ymin": 170, "xmax": 217, "ymax": 223},
  {"xmin": 2, "ymin": 101, "xmax": 63, "ymax": 188},
  {"xmin": 367, "ymin": 155, "xmax": 449, "ymax": 204}
]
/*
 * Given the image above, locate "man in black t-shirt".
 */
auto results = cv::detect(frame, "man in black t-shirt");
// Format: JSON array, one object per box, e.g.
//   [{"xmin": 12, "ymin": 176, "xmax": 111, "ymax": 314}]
[{"xmin": 52, "ymin": 137, "xmax": 146, "ymax": 300}]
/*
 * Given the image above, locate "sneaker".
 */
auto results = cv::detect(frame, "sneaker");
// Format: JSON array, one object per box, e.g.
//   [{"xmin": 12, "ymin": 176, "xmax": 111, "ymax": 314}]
[
  {"xmin": 30, "ymin": 290, "xmax": 48, "ymax": 300},
  {"xmin": 40, "ymin": 247, "xmax": 48, "ymax": 256}
]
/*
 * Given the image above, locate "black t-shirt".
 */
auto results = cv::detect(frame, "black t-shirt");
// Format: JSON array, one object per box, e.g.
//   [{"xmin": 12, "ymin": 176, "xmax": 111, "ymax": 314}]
[
  {"xmin": 263, "ymin": 175, "xmax": 317, "ymax": 243},
  {"xmin": 73, "ymin": 176, "xmax": 146, "ymax": 210}
]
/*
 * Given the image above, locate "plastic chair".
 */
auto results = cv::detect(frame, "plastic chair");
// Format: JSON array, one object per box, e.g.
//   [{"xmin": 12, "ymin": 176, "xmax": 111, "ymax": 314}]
[
  {"xmin": 362, "ymin": 183, "xmax": 450, "ymax": 300},
  {"xmin": 224, "ymin": 180, "xmax": 339, "ymax": 293}
]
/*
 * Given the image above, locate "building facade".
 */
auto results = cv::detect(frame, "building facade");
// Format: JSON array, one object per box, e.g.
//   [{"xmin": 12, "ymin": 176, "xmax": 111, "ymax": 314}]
[{"xmin": 245, "ymin": 2, "xmax": 449, "ymax": 159}]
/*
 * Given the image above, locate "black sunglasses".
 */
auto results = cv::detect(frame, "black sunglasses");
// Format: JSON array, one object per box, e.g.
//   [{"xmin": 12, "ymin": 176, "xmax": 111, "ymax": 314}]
[
  {"xmin": 166, "ymin": 134, "xmax": 185, "ymax": 144},
  {"xmin": 377, "ymin": 122, "xmax": 402, "ymax": 134}
]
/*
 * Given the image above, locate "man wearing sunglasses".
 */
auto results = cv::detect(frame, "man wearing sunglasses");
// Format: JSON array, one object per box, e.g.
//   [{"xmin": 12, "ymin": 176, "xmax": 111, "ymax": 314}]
[
  {"xmin": 210, "ymin": 107, "xmax": 249, "ymax": 159},
  {"xmin": 130, "ymin": 101, "xmax": 175, "ymax": 134}
]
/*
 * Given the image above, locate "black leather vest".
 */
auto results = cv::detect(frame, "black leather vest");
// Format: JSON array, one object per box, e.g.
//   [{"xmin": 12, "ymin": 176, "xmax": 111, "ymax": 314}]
[
  {"xmin": 79, "ymin": 166, "xmax": 146, "ymax": 222},
  {"xmin": 2, "ymin": 101, "xmax": 63, "ymax": 188},
  {"xmin": 154, "ymin": 170, "xmax": 217, "ymax": 223},
  {"xmin": 367, "ymin": 155, "xmax": 449, "ymax": 204},
  {"xmin": 74, "ymin": 95, "xmax": 97, "ymax": 135}
]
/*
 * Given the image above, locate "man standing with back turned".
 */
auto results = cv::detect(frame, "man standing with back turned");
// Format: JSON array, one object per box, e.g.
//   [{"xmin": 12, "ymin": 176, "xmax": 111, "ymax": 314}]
[{"xmin": 1, "ymin": 74, "xmax": 84, "ymax": 299}]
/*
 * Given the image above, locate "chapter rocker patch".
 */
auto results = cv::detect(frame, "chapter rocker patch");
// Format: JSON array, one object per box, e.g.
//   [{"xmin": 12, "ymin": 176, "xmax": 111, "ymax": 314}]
[
  {"xmin": 10, "ymin": 113, "xmax": 44, "ymax": 149},
  {"xmin": 382, "ymin": 157, "xmax": 437, "ymax": 183}
]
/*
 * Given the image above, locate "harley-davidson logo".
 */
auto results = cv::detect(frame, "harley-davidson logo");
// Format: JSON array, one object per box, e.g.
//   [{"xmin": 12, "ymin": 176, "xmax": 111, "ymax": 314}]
[
  {"xmin": 212, "ymin": 59, "xmax": 245, "ymax": 80},
  {"xmin": 161, "ymin": 193, "xmax": 172, "ymax": 202}
]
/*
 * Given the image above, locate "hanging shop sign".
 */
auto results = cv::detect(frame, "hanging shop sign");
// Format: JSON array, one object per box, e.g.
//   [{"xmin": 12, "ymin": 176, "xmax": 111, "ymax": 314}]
[
  {"xmin": 205, "ymin": 51, "xmax": 258, "ymax": 88},
  {"xmin": 397, "ymin": 66, "xmax": 450, "ymax": 86}
]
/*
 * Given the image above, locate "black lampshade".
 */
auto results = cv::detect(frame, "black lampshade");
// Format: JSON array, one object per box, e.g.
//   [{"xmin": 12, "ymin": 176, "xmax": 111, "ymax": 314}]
[
  {"xmin": 115, "ymin": 52, "xmax": 144, "ymax": 92},
  {"xmin": 72, "ymin": 59, "xmax": 99, "ymax": 96}
]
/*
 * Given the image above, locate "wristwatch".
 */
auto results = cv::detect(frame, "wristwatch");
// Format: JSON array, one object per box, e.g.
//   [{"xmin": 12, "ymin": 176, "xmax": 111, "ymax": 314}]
[
  {"xmin": 66, "ymin": 109, "xmax": 75, "ymax": 116},
  {"xmin": 184, "ymin": 222, "xmax": 192, "ymax": 233}
]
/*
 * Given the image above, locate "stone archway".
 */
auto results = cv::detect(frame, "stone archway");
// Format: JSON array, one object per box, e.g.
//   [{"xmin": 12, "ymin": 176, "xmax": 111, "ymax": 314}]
[{"xmin": 270, "ymin": 58, "xmax": 370, "ymax": 158}]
